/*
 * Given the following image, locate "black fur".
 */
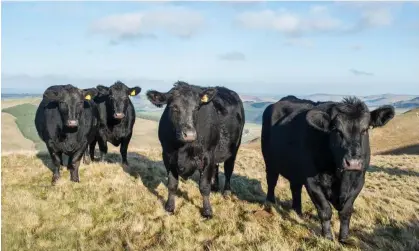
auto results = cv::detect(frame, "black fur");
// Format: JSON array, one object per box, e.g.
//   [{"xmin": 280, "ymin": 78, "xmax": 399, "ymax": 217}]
[
  {"xmin": 90, "ymin": 81, "xmax": 141, "ymax": 168},
  {"xmin": 34, "ymin": 84, "xmax": 99, "ymax": 184},
  {"xmin": 261, "ymin": 96, "xmax": 395, "ymax": 242},
  {"xmin": 146, "ymin": 81, "xmax": 245, "ymax": 218}
]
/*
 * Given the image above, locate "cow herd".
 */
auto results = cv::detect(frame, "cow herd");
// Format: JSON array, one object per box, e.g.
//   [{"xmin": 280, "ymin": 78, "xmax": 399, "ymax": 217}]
[{"xmin": 34, "ymin": 81, "xmax": 395, "ymax": 242}]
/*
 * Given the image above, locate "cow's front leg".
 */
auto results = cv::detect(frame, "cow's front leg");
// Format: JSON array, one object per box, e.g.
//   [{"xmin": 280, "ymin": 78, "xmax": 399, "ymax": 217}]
[
  {"xmin": 306, "ymin": 178, "xmax": 334, "ymax": 240},
  {"xmin": 165, "ymin": 169, "xmax": 179, "ymax": 213},
  {"xmin": 200, "ymin": 159, "xmax": 214, "ymax": 218},
  {"xmin": 120, "ymin": 133, "xmax": 132, "ymax": 168},
  {"xmin": 338, "ymin": 175, "xmax": 365, "ymax": 243},
  {"xmin": 68, "ymin": 149, "xmax": 84, "ymax": 183},
  {"xmin": 47, "ymin": 146, "xmax": 61, "ymax": 185}
]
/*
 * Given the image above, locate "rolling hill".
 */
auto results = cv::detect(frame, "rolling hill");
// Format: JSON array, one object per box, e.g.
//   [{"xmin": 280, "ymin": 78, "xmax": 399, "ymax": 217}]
[{"xmin": 1, "ymin": 98, "xmax": 419, "ymax": 251}]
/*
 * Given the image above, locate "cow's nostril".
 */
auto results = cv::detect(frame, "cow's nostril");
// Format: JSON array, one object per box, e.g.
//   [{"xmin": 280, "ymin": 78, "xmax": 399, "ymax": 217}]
[{"xmin": 344, "ymin": 158, "xmax": 350, "ymax": 167}]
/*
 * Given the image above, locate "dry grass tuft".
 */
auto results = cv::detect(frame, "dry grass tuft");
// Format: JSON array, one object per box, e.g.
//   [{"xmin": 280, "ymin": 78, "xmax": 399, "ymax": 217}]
[{"xmin": 2, "ymin": 148, "xmax": 418, "ymax": 251}]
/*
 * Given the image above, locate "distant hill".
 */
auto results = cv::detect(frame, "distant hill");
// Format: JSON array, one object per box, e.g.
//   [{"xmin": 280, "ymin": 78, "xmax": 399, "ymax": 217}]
[
  {"xmin": 239, "ymin": 93, "xmax": 419, "ymax": 124},
  {"xmin": 393, "ymin": 97, "xmax": 419, "ymax": 109}
]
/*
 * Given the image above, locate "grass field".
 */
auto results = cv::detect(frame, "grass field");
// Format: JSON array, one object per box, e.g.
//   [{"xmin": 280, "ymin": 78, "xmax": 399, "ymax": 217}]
[
  {"xmin": 2, "ymin": 149, "xmax": 418, "ymax": 251},
  {"xmin": 1, "ymin": 100, "xmax": 419, "ymax": 250}
]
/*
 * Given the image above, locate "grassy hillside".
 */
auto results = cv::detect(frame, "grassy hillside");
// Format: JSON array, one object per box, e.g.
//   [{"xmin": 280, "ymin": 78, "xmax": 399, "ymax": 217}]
[
  {"xmin": 2, "ymin": 103, "xmax": 46, "ymax": 151},
  {"xmin": 2, "ymin": 149, "xmax": 418, "ymax": 251},
  {"xmin": 1, "ymin": 98, "xmax": 419, "ymax": 250}
]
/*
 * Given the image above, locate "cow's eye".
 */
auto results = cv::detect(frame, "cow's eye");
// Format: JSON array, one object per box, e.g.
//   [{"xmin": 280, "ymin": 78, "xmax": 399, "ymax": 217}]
[{"xmin": 361, "ymin": 129, "xmax": 368, "ymax": 135}]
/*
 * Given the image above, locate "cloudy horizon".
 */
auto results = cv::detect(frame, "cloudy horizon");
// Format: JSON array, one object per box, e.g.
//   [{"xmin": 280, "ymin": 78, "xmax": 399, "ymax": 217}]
[{"xmin": 2, "ymin": 1, "xmax": 418, "ymax": 95}]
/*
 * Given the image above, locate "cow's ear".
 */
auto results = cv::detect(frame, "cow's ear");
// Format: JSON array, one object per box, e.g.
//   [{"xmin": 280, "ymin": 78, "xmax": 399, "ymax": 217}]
[
  {"xmin": 306, "ymin": 110, "xmax": 331, "ymax": 133},
  {"xmin": 96, "ymin": 85, "xmax": 110, "ymax": 96},
  {"xmin": 200, "ymin": 88, "xmax": 217, "ymax": 104},
  {"xmin": 370, "ymin": 105, "xmax": 395, "ymax": 128},
  {"xmin": 146, "ymin": 90, "xmax": 170, "ymax": 108},
  {"xmin": 128, "ymin": 86, "xmax": 142, "ymax": 97},
  {"xmin": 43, "ymin": 89, "xmax": 62, "ymax": 101},
  {"xmin": 82, "ymin": 88, "xmax": 99, "ymax": 101}
]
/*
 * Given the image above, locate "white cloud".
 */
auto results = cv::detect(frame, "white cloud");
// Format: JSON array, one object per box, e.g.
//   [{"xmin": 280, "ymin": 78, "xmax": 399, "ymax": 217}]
[
  {"xmin": 90, "ymin": 7, "xmax": 205, "ymax": 41},
  {"xmin": 236, "ymin": 6, "xmax": 342, "ymax": 37},
  {"xmin": 359, "ymin": 7, "xmax": 393, "ymax": 27},
  {"xmin": 236, "ymin": 3, "xmax": 401, "ymax": 36}
]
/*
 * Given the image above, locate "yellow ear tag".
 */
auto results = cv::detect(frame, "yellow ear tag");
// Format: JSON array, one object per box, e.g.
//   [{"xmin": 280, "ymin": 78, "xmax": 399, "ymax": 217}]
[
  {"xmin": 85, "ymin": 94, "xmax": 91, "ymax": 100},
  {"xmin": 130, "ymin": 90, "xmax": 136, "ymax": 96},
  {"xmin": 201, "ymin": 94, "xmax": 209, "ymax": 103}
]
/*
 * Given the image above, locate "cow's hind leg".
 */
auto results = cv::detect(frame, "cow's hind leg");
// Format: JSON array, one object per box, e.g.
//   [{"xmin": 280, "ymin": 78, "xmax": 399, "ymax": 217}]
[
  {"xmin": 266, "ymin": 169, "xmax": 279, "ymax": 204},
  {"xmin": 89, "ymin": 139, "xmax": 97, "ymax": 162},
  {"xmin": 97, "ymin": 137, "xmax": 108, "ymax": 162},
  {"xmin": 211, "ymin": 164, "xmax": 220, "ymax": 192},
  {"xmin": 223, "ymin": 150, "xmax": 238, "ymax": 197},
  {"xmin": 83, "ymin": 145, "xmax": 91, "ymax": 165},
  {"xmin": 47, "ymin": 147, "xmax": 62, "ymax": 185},
  {"xmin": 290, "ymin": 182, "xmax": 303, "ymax": 216}
]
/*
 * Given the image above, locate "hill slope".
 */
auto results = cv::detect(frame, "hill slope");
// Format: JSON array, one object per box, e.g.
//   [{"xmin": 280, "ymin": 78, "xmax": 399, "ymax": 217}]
[{"xmin": 2, "ymin": 149, "xmax": 419, "ymax": 251}]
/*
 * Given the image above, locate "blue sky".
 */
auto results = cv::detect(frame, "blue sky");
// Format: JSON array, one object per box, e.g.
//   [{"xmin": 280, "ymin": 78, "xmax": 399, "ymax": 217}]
[{"xmin": 1, "ymin": 1, "xmax": 419, "ymax": 95}]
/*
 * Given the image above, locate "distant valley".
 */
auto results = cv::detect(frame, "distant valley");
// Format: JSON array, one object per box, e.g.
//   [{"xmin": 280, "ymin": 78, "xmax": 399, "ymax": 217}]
[
  {"xmin": 2, "ymin": 92, "xmax": 418, "ymax": 126},
  {"xmin": 133, "ymin": 92, "xmax": 419, "ymax": 125}
]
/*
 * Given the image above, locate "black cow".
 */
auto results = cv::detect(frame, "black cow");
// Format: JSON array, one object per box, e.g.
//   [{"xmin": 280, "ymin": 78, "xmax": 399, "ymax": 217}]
[
  {"xmin": 146, "ymin": 81, "xmax": 245, "ymax": 218},
  {"xmin": 261, "ymin": 96, "xmax": 395, "ymax": 242},
  {"xmin": 89, "ymin": 81, "xmax": 141, "ymax": 168},
  {"xmin": 35, "ymin": 84, "xmax": 99, "ymax": 184}
]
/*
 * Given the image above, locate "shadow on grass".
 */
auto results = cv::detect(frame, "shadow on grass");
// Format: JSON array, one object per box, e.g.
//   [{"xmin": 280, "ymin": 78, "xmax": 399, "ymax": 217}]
[
  {"xmin": 376, "ymin": 144, "xmax": 419, "ymax": 156},
  {"xmin": 36, "ymin": 152, "xmax": 56, "ymax": 173},
  {"xmin": 94, "ymin": 151, "xmax": 267, "ymax": 211},
  {"xmin": 352, "ymin": 217, "xmax": 419, "ymax": 250}
]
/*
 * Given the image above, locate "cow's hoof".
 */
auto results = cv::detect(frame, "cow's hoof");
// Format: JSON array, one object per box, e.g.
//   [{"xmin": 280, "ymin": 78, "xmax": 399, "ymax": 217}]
[
  {"xmin": 165, "ymin": 201, "xmax": 175, "ymax": 214},
  {"xmin": 201, "ymin": 208, "xmax": 213, "ymax": 219},
  {"xmin": 122, "ymin": 162, "xmax": 129, "ymax": 170},
  {"xmin": 293, "ymin": 208, "xmax": 303, "ymax": 218},
  {"xmin": 223, "ymin": 190, "xmax": 232, "ymax": 198},
  {"xmin": 51, "ymin": 175, "xmax": 60, "ymax": 185},
  {"xmin": 70, "ymin": 177, "xmax": 80, "ymax": 183},
  {"xmin": 263, "ymin": 201, "xmax": 275, "ymax": 213},
  {"xmin": 339, "ymin": 236, "xmax": 355, "ymax": 246},
  {"xmin": 324, "ymin": 233, "xmax": 334, "ymax": 241}
]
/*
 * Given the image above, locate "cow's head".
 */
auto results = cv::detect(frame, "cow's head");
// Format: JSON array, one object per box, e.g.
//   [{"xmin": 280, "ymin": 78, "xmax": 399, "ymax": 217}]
[
  {"xmin": 96, "ymin": 81, "xmax": 141, "ymax": 120},
  {"xmin": 306, "ymin": 97, "xmax": 395, "ymax": 172},
  {"xmin": 146, "ymin": 81, "xmax": 217, "ymax": 143},
  {"xmin": 43, "ymin": 85, "xmax": 98, "ymax": 128}
]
